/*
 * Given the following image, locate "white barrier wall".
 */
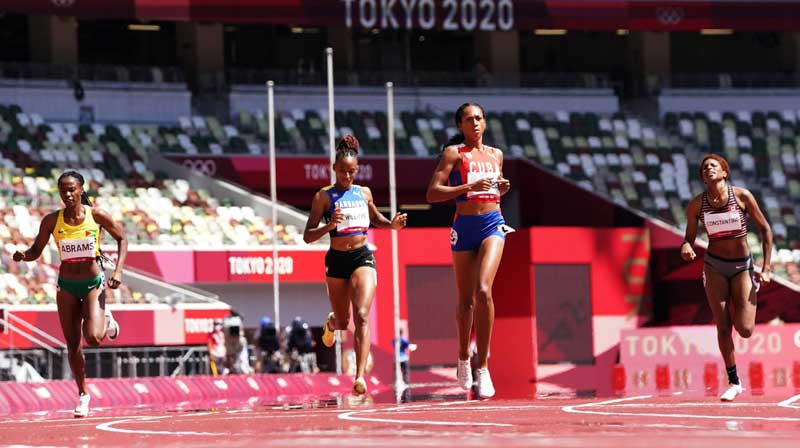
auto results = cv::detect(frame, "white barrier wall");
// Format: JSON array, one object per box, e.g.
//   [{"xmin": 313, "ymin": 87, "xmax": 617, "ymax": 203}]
[
  {"xmin": 0, "ymin": 79, "xmax": 191, "ymax": 123},
  {"xmin": 659, "ymin": 88, "xmax": 800, "ymax": 114},
  {"xmin": 231, "ymin": 85, "xmax": 619, "ymax": 115}
]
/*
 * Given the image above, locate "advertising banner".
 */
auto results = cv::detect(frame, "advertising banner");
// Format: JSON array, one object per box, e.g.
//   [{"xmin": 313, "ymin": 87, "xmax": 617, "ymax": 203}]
[
  {"xmin": 0, "ymin": 304, "xmax": 231, "ymax": 349},
  {"xmin": 620, "ymin": 324, "xmax": 800, "ymax": 394}
]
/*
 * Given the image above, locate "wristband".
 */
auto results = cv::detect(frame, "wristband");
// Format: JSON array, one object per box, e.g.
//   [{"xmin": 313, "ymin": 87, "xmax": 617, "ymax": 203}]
[{"xmin": 681, "ymin": 240, "xmax": 691, "ymax": 247}]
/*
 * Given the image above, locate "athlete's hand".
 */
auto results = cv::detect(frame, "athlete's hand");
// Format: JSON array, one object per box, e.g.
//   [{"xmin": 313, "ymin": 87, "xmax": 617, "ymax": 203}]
[
  {"xmin": 756, "ymin": 266, "xmax": 772, "ymax": 284},
  {"xmin": 12, "ymin": 250, "xmax": 25, "ymax": 262},
  {"xmin": 680, "ymin": 241, "xmax": 696, "ymax": 261},
  {"xmin": 328, "ymin": 205, "xmax": 345, "ymax": 230},
  {"xmin": 497, "ymin": 177, "xmax": 510, "ymax": 195},
  {"xmin": 390, "ymin": 212, "xmax": 408, "ymax": 230},
  {"xmin": 470, "ymin": 178, "xmax": 494, "ymax": 192},
  {"xmin": 108, "ymin": 271, "xmax": 123, "ymax": 289}
]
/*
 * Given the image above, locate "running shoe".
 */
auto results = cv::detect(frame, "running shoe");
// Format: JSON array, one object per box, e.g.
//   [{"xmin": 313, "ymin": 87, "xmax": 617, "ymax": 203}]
[
  {"xmin": 457, "ymin": 358, "xmax": 472, "ymax": 390},
  {"xmin": 105, "ymin": 308, "xmax": 119, "ymax": 340},
  {"xmin": 321, "ymin": 312, "xmax": 335, "ymax": 348},
  {"xmin": 74, "ymin": 393, "xmax": 90, "ymax": 418},
  {"xmin": 720, "ymin": 383, "xmax": 743, "ymax": 401},
  {"xmin": 353, "ymin": 376, "xmax": 367, "ymax": 396},
  {"xmin": 476, "ymin": 367, "xmax": 495, "ymax": 399}
]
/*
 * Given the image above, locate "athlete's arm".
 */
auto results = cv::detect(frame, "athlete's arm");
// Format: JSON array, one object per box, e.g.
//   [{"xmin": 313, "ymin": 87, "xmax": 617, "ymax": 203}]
[
  {"xmin": 363, "ymin": 186, "xmax": 407, "ymax": 230},
  {"xmin": 303, "ymin": 190, "xmax": 337, "ymax": 243},
  {"xmin": 495, "ymin": 148, "xmax": 511, "ymax": 196},
  {"xmin": 738, "ymin": 187, "xmax": 773, "ymax": 281},
  {"xmin": 93, "ymin": 207, "xmax": 128, "ymax": 289},
  {"xmin": 12, "ymin": 212, "xmax": 57, "ymax": 262},
  {"xmin": 425, "ymin": 146, "xmax": 492, "ymax": 203},
  {"xmin": 680, "ymin": 196, "xmax": 701, "ymax": 262}
]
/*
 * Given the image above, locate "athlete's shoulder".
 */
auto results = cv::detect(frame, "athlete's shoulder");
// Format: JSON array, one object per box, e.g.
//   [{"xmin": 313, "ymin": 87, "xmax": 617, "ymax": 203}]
[
  {"xmin": 688, "ymin": 193, "xmax": 704, "ymax": 208},
  {"xmin": 443, "ymin": 144, "xmax": 466, "ymax": 154},
  {"xmin": 46, "ymin": 209, "xmax": 61, "ymax": 221},
  {"xmin": 321, "ymin": 184, "xmax": 335, "ymax": 192},
  {"xmin": 731, "ymin": 185, "xmax": 751, "ymax": 196}
]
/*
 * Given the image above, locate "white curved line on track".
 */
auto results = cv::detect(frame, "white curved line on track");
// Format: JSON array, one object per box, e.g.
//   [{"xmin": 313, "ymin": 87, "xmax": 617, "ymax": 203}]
[
  {"xmin": 562, "ymin": 394, "xmax": 800, "ymax": 422},
  {"xmin": 777, "ymin": 394, "xmax": 800, "ymax": 409},
  {"xmin": 96, "ymin": 414, "xmax": 226, "ymax": 436},
  {"xmin": 337, "ymin": 403, "xmax": 514, "ymax": 427}
]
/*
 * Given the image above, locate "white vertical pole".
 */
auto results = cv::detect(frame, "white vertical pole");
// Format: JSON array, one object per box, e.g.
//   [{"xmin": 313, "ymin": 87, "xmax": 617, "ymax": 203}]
[
  {"xmin": 267, "ymin": 80, "xmax": 280, "ymax": 333},
  {"xmin": 326, "ymin": 47, "xmax": 342, "ymax": 375},
  {"xmin": 387, "ymin": 82, "xmax": 403, "ymax": 398},
  {"xmin": 326, "ymin": 47, "xmax": 336, "ymax": 184}
]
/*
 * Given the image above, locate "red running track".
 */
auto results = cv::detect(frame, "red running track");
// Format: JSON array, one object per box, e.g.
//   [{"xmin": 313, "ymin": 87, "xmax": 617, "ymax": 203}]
[{"xmin": 1, "ymin": 388, "xmax": 799, "ymax": 447}]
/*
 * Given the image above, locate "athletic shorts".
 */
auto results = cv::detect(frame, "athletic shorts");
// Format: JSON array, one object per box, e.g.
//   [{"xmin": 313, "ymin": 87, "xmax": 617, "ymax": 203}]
[
  {"xmin": 325, "ymin": 245, "xmax": 376, "ymax": 279},
  {"xmin": 703, "ymin": 253, "xmax": 759, "ymax": 290},
  {"xmin": 450, "ymin": 209, "xmax": 515, "ymax": 252},
  {"xmin": 57, "ymin": 274, "xmax": 105, "ymax": 299}
]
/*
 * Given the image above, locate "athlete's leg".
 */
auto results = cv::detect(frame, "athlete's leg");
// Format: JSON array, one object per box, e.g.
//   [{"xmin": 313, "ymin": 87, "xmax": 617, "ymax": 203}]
[
  {"xmin": 473, "ymin": 236, "xmax": 505, "ymax": 369},
  {"xmin": 350, "ymin": 266, "xmax": 377, "ymax": 380},
  {"xmin": 703, "ymin": 264, "xmax": 734, "ymax": 368},
  {"xmin": 56, "ymin": 289, "xmax": 86, "ymax": 395},
  {"xmin": 81, "ymin": 286, "xmax": 106, "ymax": 346},
  {"xmin": 325, "ymin": 277, "xmax": 352, "ymax": 331},
  {"xmin": 452, "ymin": 250, "xmax": 479, "ymax": 361},
  {"xmin": 729, "ymin": 269, "xmax": 757, "ymax": 339}
]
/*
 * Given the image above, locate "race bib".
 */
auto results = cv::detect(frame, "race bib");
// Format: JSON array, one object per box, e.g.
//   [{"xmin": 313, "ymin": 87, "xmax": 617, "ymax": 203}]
[
  {"xmin": 703, "ymin": 210, "xmax": 742, "ymax": 238},
  {"xmin": 466, "ymin": 171, "xmax": 500, "ymax": 200},
  {"xmin": 59, "ymin": 237, "xmax": 96, "ymax": 262},
  {"xmin": 336, "ymin": 203, "xmax": 370, "ymax": 234}
]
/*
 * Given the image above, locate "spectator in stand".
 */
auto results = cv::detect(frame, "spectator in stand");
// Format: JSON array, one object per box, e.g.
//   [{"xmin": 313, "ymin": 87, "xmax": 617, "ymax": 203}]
[
  {"xmin": 224, "ymin": 315, "xmax": 253, "ymax": 374},
  {"xmin": 255, "ymin": 316, "xmax": 283, "ymax": 373},
  {"xmin": 393, "ymin": 328, "xmax": 417, "ymax": 386},
  {"xmin": 207, "ymin": 318, "xmax": 227, "ymax": 375},
  {"xmin": 286, "ymin": 316, "xmax": 317, "ymax": 373}
]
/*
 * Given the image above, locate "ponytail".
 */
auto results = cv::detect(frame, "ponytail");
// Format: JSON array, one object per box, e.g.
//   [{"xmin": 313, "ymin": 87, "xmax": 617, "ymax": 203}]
[
  {"xmin": 81, "ymin": 191, "xmax": 93, "ymax": 207},
  {"xmin": 438, "ymin": 132, "xmax": 465, "ymax": 162}
]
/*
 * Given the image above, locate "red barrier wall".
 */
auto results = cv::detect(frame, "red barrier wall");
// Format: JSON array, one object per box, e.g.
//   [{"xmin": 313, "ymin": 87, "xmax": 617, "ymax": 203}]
[{"xmin": 0, "ymin": 373, "xmax": 385, "ymax": 417}]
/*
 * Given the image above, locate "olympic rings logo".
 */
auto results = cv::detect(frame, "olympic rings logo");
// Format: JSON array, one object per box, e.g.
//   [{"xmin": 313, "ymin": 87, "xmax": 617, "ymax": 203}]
[
  {"xmin": 182, "ymin": 159, "xmax": 218, "ymax": 176},
  {"xmin": 655, "ymin": 7, "xmax": 684, "ymax": 26},
  {"xmin": 51, "ymin": 0, "xmax": 76, "ymax": 7}
]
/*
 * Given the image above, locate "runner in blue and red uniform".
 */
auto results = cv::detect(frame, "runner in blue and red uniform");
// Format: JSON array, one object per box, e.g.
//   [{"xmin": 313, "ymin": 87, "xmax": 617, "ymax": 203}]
[{"xmin": 426, "ymin": 103, "xmax": 512, "ymax": 399}]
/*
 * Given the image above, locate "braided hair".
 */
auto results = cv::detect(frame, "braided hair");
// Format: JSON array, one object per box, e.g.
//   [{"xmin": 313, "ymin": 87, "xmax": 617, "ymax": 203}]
[{"xmin": 335, "ymin": 134, "xmax": 359, "ymax": 162}]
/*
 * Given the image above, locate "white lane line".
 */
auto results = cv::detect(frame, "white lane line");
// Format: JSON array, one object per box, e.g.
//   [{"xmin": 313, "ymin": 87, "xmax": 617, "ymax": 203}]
[
  {"xmin": 338, "ymin": 403, "xmax": 514, "ymax": 427},
  {"xmin": 777, "ymin": 394, "xmax": 800, "ymax": 409},
  {"xmin": 562, "ymin": 395, "xmax": 800, "ymax": 422},
  {"xmin": 96, "ymin": 415, "xmax": 226, "ymax": 436}
]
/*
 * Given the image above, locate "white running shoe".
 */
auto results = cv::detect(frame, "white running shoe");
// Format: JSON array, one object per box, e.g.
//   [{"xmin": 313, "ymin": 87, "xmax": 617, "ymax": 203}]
[
  {"xmin": 352, "ymin": 377, "xmax": 367, "ymax": 396},
  {"xmin": 476, "ymin": 368, "xmax": 495, "ymax": 399},
  {"xmin": 74, "ymin": 393, "xmax": 90, "ymax": 418},
  {"xmin": 457, "ymin": 358, "xmax": 472, "ymax": 390},
  {"xmin": 720, "ymin": 383, "xmax": 744, "ymax": 401},
  {"xmin": 105, "ymin": 309, "xmax": 119, "ymax": 340}
]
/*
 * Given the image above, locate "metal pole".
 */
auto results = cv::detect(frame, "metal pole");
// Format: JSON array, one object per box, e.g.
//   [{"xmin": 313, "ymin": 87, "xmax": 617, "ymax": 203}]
[
  {"xmin": 267, "ymin": 80, "xmax": 281, "ymax": 333},
  {"xmin": 326, "ymin": 47, "xmax": 336, "ymax": 183},
  {"xmin": 387, "ymin": 82, "xmax": 404, "ymax": 399},
  {"xmin": 326, "ymin": 46, "xmax": 343, "ymax": 375}
]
